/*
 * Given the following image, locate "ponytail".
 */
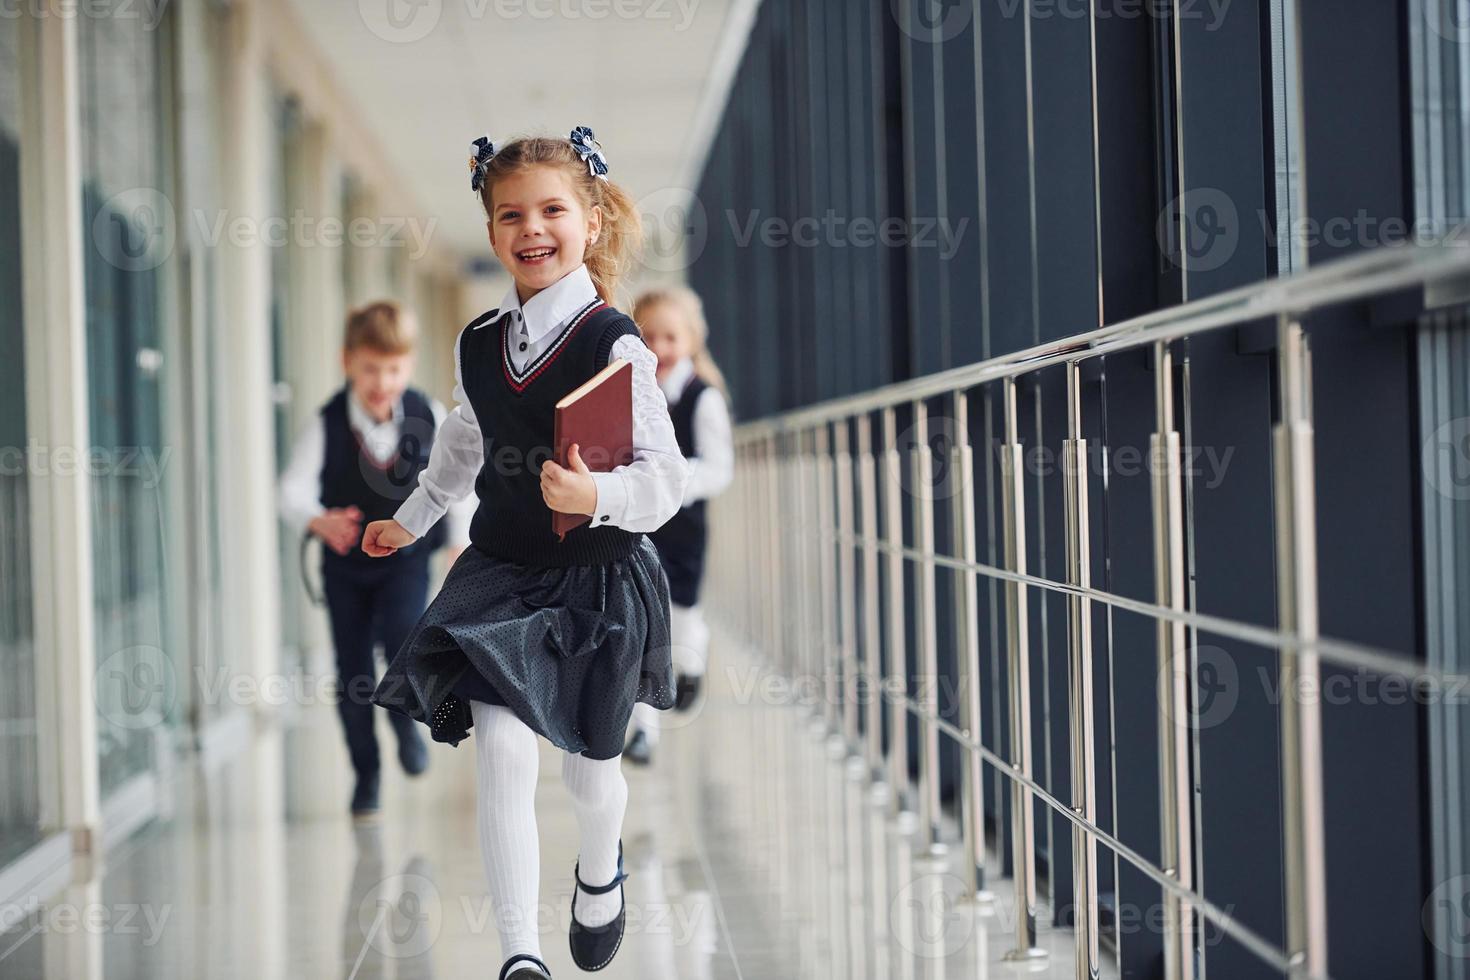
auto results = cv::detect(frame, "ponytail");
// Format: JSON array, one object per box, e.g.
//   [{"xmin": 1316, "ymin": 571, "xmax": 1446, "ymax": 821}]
[{"xmin": 582, "ymin": 177, "xmax": 641, "ymax": 307}]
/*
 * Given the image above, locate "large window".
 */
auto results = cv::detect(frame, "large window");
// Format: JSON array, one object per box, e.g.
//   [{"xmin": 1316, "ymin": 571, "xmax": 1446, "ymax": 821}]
[
  {"xmin": 1411, "ymin": 6, "xmax": 1470, "ymax": 979},
  {"xmin": 78, "ymin": 3, "xmax": 185, "ymax": 796},
  {"xmin": 0, "ymin": 11, "xmax": 41, "ymax": 868}
]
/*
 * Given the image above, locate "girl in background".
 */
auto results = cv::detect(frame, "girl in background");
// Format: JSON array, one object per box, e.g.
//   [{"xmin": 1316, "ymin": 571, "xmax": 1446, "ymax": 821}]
[
  {"xmin": 624, "ymin": 286, "xmax": 734, "ymax": 766},
  {"xmin": 361, "ymin": 129, "xmax": 687, "ymax": 980}
]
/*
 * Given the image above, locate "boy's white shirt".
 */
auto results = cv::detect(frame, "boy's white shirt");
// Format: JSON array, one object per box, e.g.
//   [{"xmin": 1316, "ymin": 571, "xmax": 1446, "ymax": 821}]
[
  {"xmin": 657, "ymin": 355, "xmax": 735, "ymax": 505},
  {"xmin": 393, "ymin": 264, "xmax": 690, "ymax": 539},
  {"xmin": 275, "ymin": 388, "xmax": 477, "ymax": 546}
]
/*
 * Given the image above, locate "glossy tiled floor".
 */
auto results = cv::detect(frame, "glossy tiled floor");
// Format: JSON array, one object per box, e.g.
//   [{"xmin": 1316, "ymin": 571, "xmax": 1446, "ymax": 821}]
[{"xmin": 0, "ymin": 626, "xmax": 1114, "ymax": 980}]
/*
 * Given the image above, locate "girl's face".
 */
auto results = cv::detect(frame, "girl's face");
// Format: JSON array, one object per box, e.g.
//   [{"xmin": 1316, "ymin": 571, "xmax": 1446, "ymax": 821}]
[
  {"xmin": 638, "ymin": 301, "xmax": 693, "ymax": 378},
  {"xmin": 486, "ymin": 166, "xmax": 602, "ymax": 302}
]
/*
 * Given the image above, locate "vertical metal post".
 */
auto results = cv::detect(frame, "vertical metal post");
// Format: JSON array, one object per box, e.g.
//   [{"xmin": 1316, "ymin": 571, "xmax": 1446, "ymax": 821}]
[
  {"xmin": 797, "ymin": 430, "xmax": 818, "ymax": 702},
  {"xmin": 1001, "ymin": 376, "xmax": 1047, "ymax": 963},
  {"xmin": 881, "ymin": 406, "xmax": 913, "ymax": 818},
  {"xmin": 1066, "ymin": 363, "xmax": 1100, "ymax": 980},
  {"xmin": 1276, "ymin": 317, "xmax": 1328, "ymax": 979},
  {"xmin": 1152, "ymin": 340, "xmax": 1195, "ymax": 980},
  {"xmin": 858, "ymin": 415, "xmax": 886, "ymax": 784},
  {"xmin": 815, "ymin": 424, "xmax": 839, "ymax": 733},
  {"xmin": 835, "ymin": 419, "xmax": 861, "ymax": 751},
  {"xmin": 950, "ymin": 389, "xmax": 989, "ymax": 897},
  {"xmin": 790, "ymin": 432, "xmax": 809, "ymax": 687},
  {"xmin": 767, "ymin": 434, "xmax": 784, "ymax": 671},
  {"xmin": 912, "ymin": 400, "xmax": 945, "ymax": 855},
  {"xmin": 754, "ymin": 442, "xmax": 766, "ymax": 653}
]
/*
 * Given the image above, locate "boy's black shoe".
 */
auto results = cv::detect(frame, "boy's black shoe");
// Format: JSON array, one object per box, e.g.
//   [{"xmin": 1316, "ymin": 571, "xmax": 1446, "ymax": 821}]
[
  {"xmin": 625, "ymin": 729, "xmax": 652, "ymax": 767},
  {"xmin": 398, "ymin": 728, "xmax": 429, "ymax": 777},
  {"xmin": 498, "ymin": 953, "xmax": 551, "ymax": 980},
  {"xmin": 351, "ymin": 771, "xmax": 381, "ymax": 819},
  {"xmin": 674, "ymin": 673, "xmax": 702, "ymax": 712},
  {"xmin": 569, "ymin": 840, "xmax": 628, "ymax": 971}
]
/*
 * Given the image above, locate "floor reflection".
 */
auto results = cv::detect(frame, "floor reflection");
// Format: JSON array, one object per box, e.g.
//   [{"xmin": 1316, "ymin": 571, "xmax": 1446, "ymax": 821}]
[{"xmin": 0, "ymin": 626, "xmax": 1114, "ymax": 980}]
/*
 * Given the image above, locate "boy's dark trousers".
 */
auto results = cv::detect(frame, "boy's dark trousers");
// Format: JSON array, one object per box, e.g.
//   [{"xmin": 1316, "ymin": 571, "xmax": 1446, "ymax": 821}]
[{"xmin": 321, "ymin": 550, "xmax": 430, "ymax": 777}]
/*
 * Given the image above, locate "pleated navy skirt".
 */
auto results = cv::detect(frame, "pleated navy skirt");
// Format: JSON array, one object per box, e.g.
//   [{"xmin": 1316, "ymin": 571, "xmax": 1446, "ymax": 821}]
[{"xmin": 370, "ymin": 535, "xmax": 676, "ymax": 760}]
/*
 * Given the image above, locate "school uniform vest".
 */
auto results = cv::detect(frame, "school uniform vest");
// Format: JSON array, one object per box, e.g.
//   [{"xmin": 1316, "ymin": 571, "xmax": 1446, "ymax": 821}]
[
  {"xmin": 647, "ymin": 373, "xmax": 710, "ymax": 606},
  {"xmin": 459, "ymin": 300, "xmax": 644, "ymax": 567},
  {"xmin": 319, "ymin": 384, "xmax": 447, "ymax": 565}
]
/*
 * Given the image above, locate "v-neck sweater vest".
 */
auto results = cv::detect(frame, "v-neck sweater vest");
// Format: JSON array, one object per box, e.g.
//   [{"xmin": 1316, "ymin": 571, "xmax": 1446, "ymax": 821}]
[{"xmin": 460, "ymin": 300, "xmax": 644, "ymax": 567}]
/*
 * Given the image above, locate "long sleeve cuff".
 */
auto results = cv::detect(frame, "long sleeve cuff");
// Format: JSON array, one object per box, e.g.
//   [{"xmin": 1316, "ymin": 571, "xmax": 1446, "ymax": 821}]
[
  {"xmin": 589, "ymin": 470, "xmax": 629, "ymax": 528},
  {"xmin": 446, "ymin": 494, "xmax": 477, "ymax": 548},
  {"xmin": 394, "ymin": 488, "xmax": 446, "ymax": 540},
  {"xmin": 281, "ymin": 498, "xmax": 325, "ymax": 537}
]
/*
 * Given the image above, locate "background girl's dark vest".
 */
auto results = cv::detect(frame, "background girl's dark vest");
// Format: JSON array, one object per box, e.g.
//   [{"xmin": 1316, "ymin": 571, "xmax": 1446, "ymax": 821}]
[{"xmin": 647, "ymin": 373, "xmax": 709, "ymax": 606}]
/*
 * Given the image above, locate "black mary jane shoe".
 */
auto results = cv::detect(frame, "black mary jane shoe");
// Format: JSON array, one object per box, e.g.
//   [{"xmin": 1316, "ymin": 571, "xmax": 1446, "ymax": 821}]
[
  {"xmin": 624, "ymin": 729, "xmax": 652, "ymax": 767},
  {"xmin": 398, "ymin": 727, "xmax": 430, "ymax": 777},
  {"xmin": 569, "ymin": 840, "xmax": 629, "ymax": 972},
  {"xmin": 674, "ymin": 673, "xmax": 703, "ymax": 712},
  {"xmin": 497, "ymin": 952, "xmax": 551, "ymax": 980}
]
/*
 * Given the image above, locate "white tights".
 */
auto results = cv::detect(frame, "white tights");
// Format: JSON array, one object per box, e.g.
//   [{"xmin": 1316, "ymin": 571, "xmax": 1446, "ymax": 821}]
[
  {"xmin": 632, "ymin": 601, "xmax": 710, "ymax": 745},
  {"xmin": 471, "ymin": 700, "xmax": 628, "ymax": 969}
]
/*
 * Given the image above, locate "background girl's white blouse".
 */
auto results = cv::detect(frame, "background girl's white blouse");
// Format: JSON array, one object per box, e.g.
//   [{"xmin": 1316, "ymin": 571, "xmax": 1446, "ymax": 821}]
[{"xmin": 656, "ymin": 356, "xmax": 734, "ymax": 504}]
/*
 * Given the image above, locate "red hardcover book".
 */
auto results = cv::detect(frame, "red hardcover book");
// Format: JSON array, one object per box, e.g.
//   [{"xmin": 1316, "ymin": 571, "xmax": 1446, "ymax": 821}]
[{"xmin": 552, "ymin": 358, "xmax": 635, "ymax": 540}]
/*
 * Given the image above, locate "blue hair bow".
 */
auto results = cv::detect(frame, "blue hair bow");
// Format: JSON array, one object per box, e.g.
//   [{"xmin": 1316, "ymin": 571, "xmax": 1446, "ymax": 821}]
[
  {"xmin": 468, "ymin": 136, "xmax": 495, "ymax": 192},
  {"xmin": 569, "ymin": 126, "xmax": 609, "ymax": 179}
]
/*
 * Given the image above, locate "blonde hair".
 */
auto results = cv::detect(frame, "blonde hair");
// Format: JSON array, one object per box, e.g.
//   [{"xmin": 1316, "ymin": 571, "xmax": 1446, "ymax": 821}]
[
  {"xmin": 475, "ymin": 135, "xmax": 642, "ymax": 307},
  {"xmin": 632, "ymin": 285, "xmax": 730, "ymax": 405},
  {"xmin": 344, "ymin": 300, "xmax": 417, "ymax": 355}
]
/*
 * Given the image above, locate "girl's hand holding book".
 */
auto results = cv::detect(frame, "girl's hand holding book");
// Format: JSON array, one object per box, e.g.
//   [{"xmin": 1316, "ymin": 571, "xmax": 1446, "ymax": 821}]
[
  {"xmin": 540, "ymin": 443, "xmax": 598, "ymax": 516},
  {"xmin": 362, "ymin": 519, "xmax": 417, "ymax": 558}
]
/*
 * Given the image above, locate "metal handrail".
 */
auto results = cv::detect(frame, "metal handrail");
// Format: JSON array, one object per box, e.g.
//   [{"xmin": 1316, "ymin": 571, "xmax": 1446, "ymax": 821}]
[
  {"xmin": 830, "ymin": 529, "xmax": 1467, "ymax": 687},
  {"xmin": 734, "ymin": 240, "xmax": 1470, "ymax": 437},
  {"xmin": 712, "ymin": 240, "xmax": 1469, "ymax": 980}
]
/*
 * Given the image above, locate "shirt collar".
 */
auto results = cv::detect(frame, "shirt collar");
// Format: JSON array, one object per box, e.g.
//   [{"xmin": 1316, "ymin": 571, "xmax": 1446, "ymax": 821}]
[
  {"xmin": 347, "ymin": 388, "xmax": 402, "ymax": 436},
  {"xmin": 658, "ymin": 356, "xmax": 695, "ymax": 401},
  {"xmin": 496, "ymin": 264, "xmax": 600, "ymax": 345}
]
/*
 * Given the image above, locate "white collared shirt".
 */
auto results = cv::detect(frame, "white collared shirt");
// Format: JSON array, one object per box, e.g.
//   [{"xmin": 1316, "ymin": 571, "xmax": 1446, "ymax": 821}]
[
  {"xmin": 657, "ymin": 356, "xmax": 734, "ymax": 504},
  {"xmin": 393, "ymin": 264, "xmax": 689, "ymax": 538},
  {"xmin": 276, "ymin": 388, "xmax": 476, "ymax": 546}
]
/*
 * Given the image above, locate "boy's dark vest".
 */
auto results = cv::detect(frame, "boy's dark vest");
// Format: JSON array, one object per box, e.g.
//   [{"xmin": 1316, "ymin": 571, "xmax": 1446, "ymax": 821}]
[
  {"xmin": 459, "ymin": 300, "xmax": 644, "ymax": 567},
  {"xmin": 318, "ymin": 385, "xmax": 447, "ymax": 564},
  {"xmin": 647, "ymin": 372, "xmax": 709, "ymax": 607}
]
